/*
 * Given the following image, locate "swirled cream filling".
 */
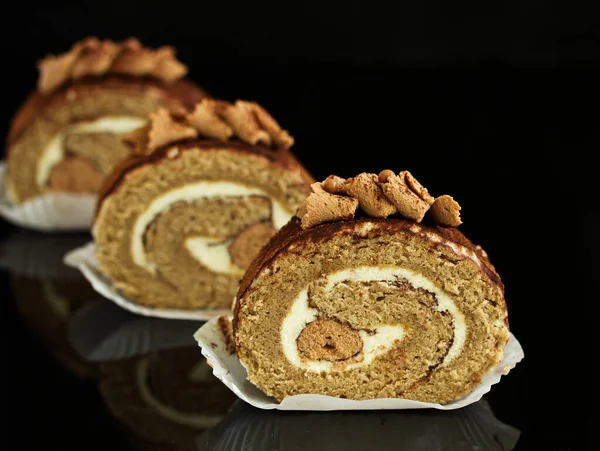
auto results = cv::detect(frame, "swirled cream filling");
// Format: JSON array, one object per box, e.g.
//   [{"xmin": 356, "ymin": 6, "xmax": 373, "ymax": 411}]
[
  {"xmin": 184, "ymin": 237, "xmax": 243, "ymax": 276},
  {"xmin": 281, "ymin": 266, "xmax": 467, "ymax": 372},
  {"xmin": 37, "ymin": 116, "xmax": 146, "ymax": 188},
  {"xmin": 282, "ymin": 287, "xmax": 405, "ymax": 372},
  {"xmin": 132, "ymin": 182, "xmax": 293, "ymax": 274}
]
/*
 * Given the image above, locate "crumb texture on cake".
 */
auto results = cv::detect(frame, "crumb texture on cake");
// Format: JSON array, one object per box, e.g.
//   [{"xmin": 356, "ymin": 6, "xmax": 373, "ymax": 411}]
[
  {"xmin": 233, "ymin": 216, "xmax": 509, "ymax": 404},
  {"xmin": 93, "ymin": 105, "xmax": 313, "ymax": 310}
]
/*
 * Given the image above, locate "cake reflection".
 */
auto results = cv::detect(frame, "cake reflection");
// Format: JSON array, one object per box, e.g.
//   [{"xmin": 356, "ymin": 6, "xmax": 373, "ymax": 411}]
[
  {"xmin": 68, "ymin": 299, "xmax": 203, "ymax": 361},
  {"xmin": 67, "ymin": 298, "xmax": 237, "ymax": 451},
  {"xmin": 97, "ymin": 346, "xmax": 236, "ymax": 451},
  {"xmin": 197, "ymin": 399, "xmax": 520, "ymax": 451},
  {"xmin": 1, "ymin": 229, "xmax": 237, "ymax": 451},
  {"xmin": 0, "ymin": 229, "xmax": 93, "ymax": 279},
  {"xmin": 0, "ymin": 230, "xmax": 102, "ymax": 377}
]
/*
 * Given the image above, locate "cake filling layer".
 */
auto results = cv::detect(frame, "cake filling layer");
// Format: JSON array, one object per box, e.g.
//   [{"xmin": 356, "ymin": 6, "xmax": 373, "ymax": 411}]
[
  {"xmin": 37, "ymin": 116, "xmax": 146, "ymax": 188},
  {"xmin": 142, "ymin": 196, "xmax": 272, "ymax": 309},
  {"xmin": 297, "ymin": 319, "xmax": 363, "ymax": 361},
  {"xmin": 133, "ymin": 182, "xmax": 293, "ymax": 273},
  {"xmin": 281, "ymin": 265, "xmax": 466, "ymax": 373},
  {"xmin": 47, "ymin": 156, "xmax": 104, "ymax": 193},
  {"xmin": 184, "ymin": 237, "xmax": 243, "ymax": 276},
  {"xmin": 323, "ymin": 267, "xmax": 466, "ymax": 365},
  {"xmin": 281, "ymin": 287, "xmax": 405, "ymax": 372}
]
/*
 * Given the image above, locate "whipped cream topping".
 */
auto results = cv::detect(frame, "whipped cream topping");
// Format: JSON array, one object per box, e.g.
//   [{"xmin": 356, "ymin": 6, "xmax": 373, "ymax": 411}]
[
  {"xmin": 38, "ymin": 37, "xmax": 188, "ymax": 94},
  {"xmin": 280, "ymin": 266, "xmax": 466, "ymax": 372},
  {"xmin": 131, "ymin": 181, "xmax": 293, "ymax": 273},
  {"xmin": 297, "ymin": 170, "xmax": 462, "ymax": 229},
  {"xmin": 37, "ymin": 116, "xmax": 146, "ymax": 188},
  {"xmin": 124, "ymin": 100, "xmax": 294, "ymax": 156},
  {"xmin": 184, "ymin": 237, "xmax": 243, "ymax": 276}
]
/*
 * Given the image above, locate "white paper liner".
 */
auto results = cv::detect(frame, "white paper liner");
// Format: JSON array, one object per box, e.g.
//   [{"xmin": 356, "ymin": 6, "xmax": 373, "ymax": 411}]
[
  {"xmin": 0, "ymin": 162, "xmax": 96, "ymax": 231},
  {"xmin": 64, "ymin": 242, "xmax": 231, "ymax": 320},
  {"xmin": 194, "ymin": 316, "xmax": 524, "ymax": 411}
]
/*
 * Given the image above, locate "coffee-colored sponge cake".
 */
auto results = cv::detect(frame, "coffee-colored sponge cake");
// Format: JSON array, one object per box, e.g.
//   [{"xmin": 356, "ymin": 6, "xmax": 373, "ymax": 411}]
[
  {"xmin": 233, "ymin": 171, "xmax": 509, "ymax": 404},
  {"xmin": 93, "ymin": 101, "xmax": 313, "ymax": 310},
  {"xmin": 5, "ymin": 37, "xmax": 206, "ymax": 204}
]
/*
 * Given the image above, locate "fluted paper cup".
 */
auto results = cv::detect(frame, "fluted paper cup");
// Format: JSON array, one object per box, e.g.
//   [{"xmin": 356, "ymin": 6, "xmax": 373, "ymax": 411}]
[
  {"xmin": 0, "ymin": 162, "xmax": 96, "ymax": 232},
  {"xmin": 64, "ymin": 242, "xmax": 231, "ymax": 321},
  {"xmin": 194, "ymin": 316, "xmax": 524, "ymax": 411}
]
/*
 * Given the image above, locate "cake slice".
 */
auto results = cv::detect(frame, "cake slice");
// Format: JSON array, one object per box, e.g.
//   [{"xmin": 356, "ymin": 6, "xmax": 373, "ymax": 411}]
[
  {"xmin": 93, "ymin": 100, "xmax": 313, "ymax": 310},
  {"xmin": 233, "ymin": 170, "xmax": 510, "ymax": 404},
  {"xmin": 4, "ymin": 37, "xmax": 206, "ymax": 204}
]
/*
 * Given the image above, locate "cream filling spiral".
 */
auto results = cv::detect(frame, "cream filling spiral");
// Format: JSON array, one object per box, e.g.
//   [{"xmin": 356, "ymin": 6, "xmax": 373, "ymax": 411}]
[
  {"xmin": 281, "ymin": 266, "xmax": 467, "ymax": 373},
  {"xmin": 131, "ymin": 181, "xmax": 293, "ymax": 274},
  {"xmin": 184, "ymin": 237, "xmax": 243, "ymax": 276},
  {"xmin": 37, "ymin": 116, "xmax": 146, "ymax": 188}
]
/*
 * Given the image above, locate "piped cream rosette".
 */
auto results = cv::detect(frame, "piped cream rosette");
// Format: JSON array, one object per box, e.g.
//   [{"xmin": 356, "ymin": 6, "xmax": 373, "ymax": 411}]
[
  {"xmin": 233, "ymin": 171, "xmax": 510, "ymax": 404},
  {"xmin": 92, "ymin": 101, "xmax": 313, "ymax": 312}
]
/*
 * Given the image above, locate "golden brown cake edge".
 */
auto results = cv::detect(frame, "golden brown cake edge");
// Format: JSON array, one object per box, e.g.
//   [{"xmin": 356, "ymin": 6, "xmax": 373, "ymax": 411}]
[
  {"xmin": 233, "ymin": 216, "xmax": 506, "ymax": 335},
  {"xmin": 6, "ymin": 76, "xmax": 207, "ymax": 148},
  {"xmin": 94, "ymin": 140, "xmax": 315, "ymax": 222}
]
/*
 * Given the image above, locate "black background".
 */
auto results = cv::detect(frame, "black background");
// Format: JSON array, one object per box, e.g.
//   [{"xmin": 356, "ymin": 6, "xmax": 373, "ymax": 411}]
[{"xmin": 1, "ymin": 1, "xmax": 597, "ymax": 449}]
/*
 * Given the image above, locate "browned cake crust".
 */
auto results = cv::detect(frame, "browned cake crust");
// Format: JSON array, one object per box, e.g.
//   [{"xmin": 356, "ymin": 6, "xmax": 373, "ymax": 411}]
[
  {"xmin": 234, "ymin": 216, "xmax": 504, "ymax": 329},
  {"xmin": 6, "ymin": 76, "xmax": 206, "ymax": 149},
  {"xmin": 95, "ymin": 139, "xmax": 314, "ymax": 222}
]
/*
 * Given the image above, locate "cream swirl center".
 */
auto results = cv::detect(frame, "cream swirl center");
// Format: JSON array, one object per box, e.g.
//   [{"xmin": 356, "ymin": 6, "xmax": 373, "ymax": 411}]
[
  {"xmin": 132, "ymin": 182, "xmax": 293, "ymax": 274},
  {"xmin": 281, "ymin": 266, "xmax": 466, "ymax": 373},
  {"xmin": 37, "ymin": 116, "xmax": 146, "ymax": 188},
  {"xmin": 184, "ymin": 237, "xmax": 243, "ymax": 276}
]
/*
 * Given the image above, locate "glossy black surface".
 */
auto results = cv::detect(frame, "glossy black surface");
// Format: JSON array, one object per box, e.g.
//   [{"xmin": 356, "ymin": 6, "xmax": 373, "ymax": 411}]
[{"xmin": 2, "ymin": 3, "xmax": 596, "ymax": 449}]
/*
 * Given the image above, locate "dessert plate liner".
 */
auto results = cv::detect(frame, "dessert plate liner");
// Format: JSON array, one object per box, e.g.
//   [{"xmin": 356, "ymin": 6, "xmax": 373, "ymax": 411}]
[
  {"xmin": 64, "ymin": 242, "xmax": 230, "ymax": 320},
  {"xmin": 194, "ymin": 316, "xmax": 524, "ymax": 411},
  {"xmin": 0, "ymin": 162, "xmax": 96, "ymax": 232}
]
